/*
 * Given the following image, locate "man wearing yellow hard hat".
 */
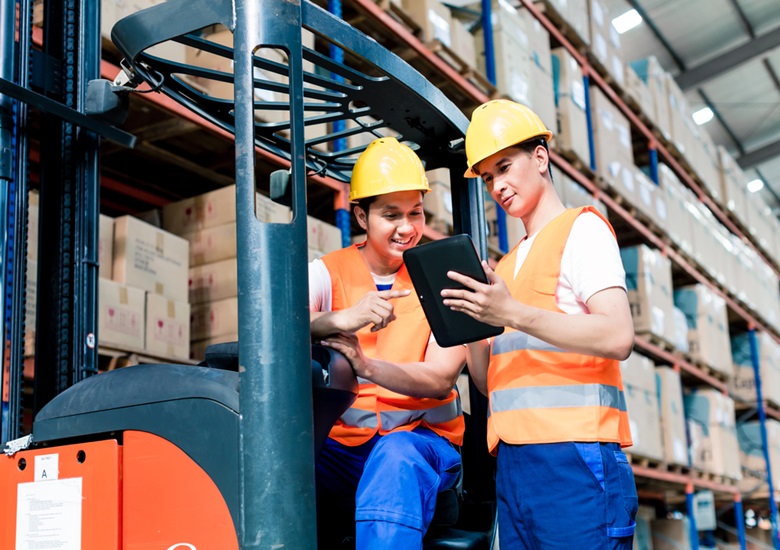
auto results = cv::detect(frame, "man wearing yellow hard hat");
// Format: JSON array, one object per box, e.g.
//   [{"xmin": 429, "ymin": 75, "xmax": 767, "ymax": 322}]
[
  {"xmin": 309, "ymin": 137, "xmax": 467, "ymax": 548},
  {"xmin": 442, "ymin": 100, "xmax": 637, "ymax": 548}
]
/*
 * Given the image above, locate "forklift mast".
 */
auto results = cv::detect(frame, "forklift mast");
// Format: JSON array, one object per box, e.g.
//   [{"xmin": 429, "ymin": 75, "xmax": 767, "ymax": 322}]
[{"xmin": 2, "ymin": 1, "xmax": 491, "ymax": 548}]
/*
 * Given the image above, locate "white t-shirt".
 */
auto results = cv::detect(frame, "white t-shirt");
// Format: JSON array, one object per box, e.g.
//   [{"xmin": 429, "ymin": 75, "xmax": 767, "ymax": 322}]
[
  {"xmin": 308, "ymin": 259, "xmax": 396, "ymax": 312},
  {"xmin": 512, "ymin": 212, "xmax": 626, "ymax": 313}
]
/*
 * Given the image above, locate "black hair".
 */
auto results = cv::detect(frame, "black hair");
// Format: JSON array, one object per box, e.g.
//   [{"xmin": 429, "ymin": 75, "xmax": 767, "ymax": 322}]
[{"xmin": 354, "ymin": 196, "xmax": 377, "ymax": 214}]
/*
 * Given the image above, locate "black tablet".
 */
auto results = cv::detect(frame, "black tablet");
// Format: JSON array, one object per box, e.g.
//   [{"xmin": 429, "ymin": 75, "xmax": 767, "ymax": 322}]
[{"xmin": 403, "ymin": 234, "xmax": 504, "ymax": 347}]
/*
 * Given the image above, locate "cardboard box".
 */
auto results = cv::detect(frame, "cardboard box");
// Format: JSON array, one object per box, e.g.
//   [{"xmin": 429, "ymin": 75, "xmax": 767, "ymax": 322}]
[
  {"xmin": 308, "ymin": 216, "xmax": 343, "ymax": 255},
  {"xmin": 684, "ymin": 389, "xmax": 741, "ymax": 479},
  {"xmin": 729, "ymin": 331, "xmax": 780, "ymax": 407},
  {"xmin": 475, "ymin": 2, "xmax": 556, "ymax": 131},
  {"xmin": 621, "ymin": 245, "xmax": 675, "ymax": 344},
  {"xmin": 590, "ymin": 86, "xmax": 634, "ymax": 190},
  {"xmin": 655, "ymin": 366, "xmax": 689, "ymax": 466},
  {"xmin": 674, "ymin": 285, "xmax": 733, "ymax": 378},
  {"xmin": 190, "ymin": 297, "xmax": 239, "ymax": 341},
  {"xmin": 145, "ymin": 293, "xmax": 190, "ymax": 360},
  {"xmin": 401, "ymin": 0, "xmax": 453, "ymax": 46},
  {"xmin": 163, "ymin": 185, "xmax": 238, "ymax": 235},
  {"xmin": 112, "ymin": 216, "xmax": 189, "ymax": 302},
  {"xmin": 184, "ymin": 222, "xmax": 237, "ymax": 267},
  {"xmin": 738, "ymin": 419, "xmax": 780, "ymax": 495},
  {"xmin": 718, "ymin": 146, "xmax": 749, "ymax": 227},
  {"xmin": 651, "ymin": 518, "xmax": 691, "ymax": 550},
  {"xmin": 621, "ymin": 353, "xmax": 663, "ymax": 460},
  {"xmin": 163, "ymin": 185, "xmax": 292, "ymax": 236},
  {"xmin": 630, "ymin": 57, "xmax": 671, "ymax": 141},
  {"xmin": 189, "ymin": 258, "xmax": 238, "ymax": 305},
  {"xmin": 552, "ymin": 48, "xmax": 590, "ymax": 166},
  {"xmin": 98, "ymin": 279, "xmax": 145, "ymax": 350}
]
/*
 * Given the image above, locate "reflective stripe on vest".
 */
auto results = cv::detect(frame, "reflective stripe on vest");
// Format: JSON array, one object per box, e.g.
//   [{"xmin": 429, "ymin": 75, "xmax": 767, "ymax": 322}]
[
  {"xmin": 490, "ymin": 383, "xmax": 627, "ymax": 413},
  {"xmin": 492, "ymin": 331, "xmax": 566, "ymax": 355},
  {"xmin": 379, "ymin": 398, "xmax": 463, "ymax": 431},
  {"xmin": 340, "ymin": 408, "xmax": 379, "ymax": 430}
]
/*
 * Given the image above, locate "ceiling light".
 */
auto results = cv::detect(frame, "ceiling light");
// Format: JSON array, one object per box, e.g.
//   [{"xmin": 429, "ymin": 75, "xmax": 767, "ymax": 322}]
[
  {"xmin": 747, "ymin": 179, "xmax": 764, "ymax": 193},
  {"xmin": 692, "ymin": 107, "xmax": 714, "ymax": 125},
  {"xmin": 612, "ymin": 9, "xmax": 642, "ymax": 34}
]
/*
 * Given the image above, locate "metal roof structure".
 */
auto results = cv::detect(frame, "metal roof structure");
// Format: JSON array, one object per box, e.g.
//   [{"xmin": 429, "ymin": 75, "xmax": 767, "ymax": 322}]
[{"xmin": 602, "ymin": 0, "xmax": 780, "ymax": 215}]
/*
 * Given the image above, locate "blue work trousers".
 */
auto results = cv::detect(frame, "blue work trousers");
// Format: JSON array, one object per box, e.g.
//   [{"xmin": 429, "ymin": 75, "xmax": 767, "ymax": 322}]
[
  {"xmin": 496, "ymin": 441, "xmax": 637, "ymax": 549},
  {"xmin": 315, "ymin": 428, "xmax": 461, "ymax": 549}
]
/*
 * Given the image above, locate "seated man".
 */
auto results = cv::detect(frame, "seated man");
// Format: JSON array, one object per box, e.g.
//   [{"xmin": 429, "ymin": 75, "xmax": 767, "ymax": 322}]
[{"xmin": 310, "ymin": 137, "xmax": 466, "ymax": 549}]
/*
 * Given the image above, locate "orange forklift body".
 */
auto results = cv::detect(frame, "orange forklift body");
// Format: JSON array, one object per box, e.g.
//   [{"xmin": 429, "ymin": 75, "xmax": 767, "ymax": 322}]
[{"xmin": 1, "ymin": 432, "xmax": 237, "ymax": 549}]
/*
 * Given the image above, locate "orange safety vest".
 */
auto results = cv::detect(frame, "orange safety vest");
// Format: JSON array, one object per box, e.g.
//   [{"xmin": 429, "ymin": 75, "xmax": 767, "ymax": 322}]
[
  {"xmin": 487, "ymin": 206, "xmax": 632, "ymax": 454},
  {"xmin": 321, "ymin": 244, "xmax": 464, "ymax": 447}
]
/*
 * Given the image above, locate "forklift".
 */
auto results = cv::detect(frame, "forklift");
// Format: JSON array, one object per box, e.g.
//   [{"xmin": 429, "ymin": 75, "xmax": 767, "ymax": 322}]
[{"xmin": 0, "ymin": 0, "xmax": 496, "ymax": 547}]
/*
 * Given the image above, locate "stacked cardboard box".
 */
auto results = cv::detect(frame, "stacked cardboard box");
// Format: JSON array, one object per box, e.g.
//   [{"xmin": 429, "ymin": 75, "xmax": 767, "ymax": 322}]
[
  {"xmin": 683, "ymin": 389, "xmax": 741, "ymax": 480},
  {"xmin": 587, "ymin": 0, "xmax": 624, "ymax": 88},
  {"xmin": 590, "ymin": 86, "xmax": 634, "ymax": 192},
  {"xmin": 401, "ymin": 0, "xmax": 453, "ymax": 47},
  {"xmin": 621, "ymin": 353, "xmax": 663, "ymax": 461},
  {"xmin": 655, "ymin": 366, "xmax": 689, "ymax": 467},
  {"xmin": 26, "ymin": 190, "xmax": 116, "ymax": 357},
  {"xmin": 629, "ymin": 57, "xmax": 671, "ymax": 142},
  {"xmin": 659, "ymin": 165, "xmax": 694, "ymax": 258},
  {"xmin": 111, "ymin": 215, "xmax": 190, "ymax": 359},
  {"xmin": 620, "ymin": 245, "xmax": 676, "ymax": 346},
  {"xmin": 737, "ymin": 419, "xmax": 780, "ymax": 497},
  {"xmin": 424, "ymin": 168, "xmax": 454, "ymax": 235},
  {"xmin": 673, "ymin": 284, "xmax": 733, "ymax": 379},
  {"xmin": 163, "ymin": 185, "xmax": 342, "ymax": 359},
  {"xmin": 475, "ymin": 1, "xmax": 556, "ymax": 132},
  {"xmin": 551, "ymin": 48, "xmax": 590, "ymax": 167},
  {"xmin": 729, "ymin": 331, "xmax": 780, "ymax": 408},
  {"xmin": 534, "ymin": 0, "xmax": 589, "ymax": 47}
]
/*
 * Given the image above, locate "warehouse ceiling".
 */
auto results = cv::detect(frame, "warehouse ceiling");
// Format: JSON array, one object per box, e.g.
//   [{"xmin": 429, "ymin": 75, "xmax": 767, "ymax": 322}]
[{"xmin": 601, "ymin": 0, "xmax": 780, "ymax": 215}]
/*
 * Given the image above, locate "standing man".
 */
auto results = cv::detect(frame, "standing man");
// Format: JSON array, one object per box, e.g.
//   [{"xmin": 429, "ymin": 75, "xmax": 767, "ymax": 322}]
[
  {"xmin": 442, "ymin": 100, "xmax": 637, "ymax": 548},
  {"xmin": 310, "ymin": 137, "xmax": 466, "ymax": 548}
]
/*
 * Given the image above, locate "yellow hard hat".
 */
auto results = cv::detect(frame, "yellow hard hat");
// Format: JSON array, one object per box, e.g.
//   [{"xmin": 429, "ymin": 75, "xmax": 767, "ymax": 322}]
[
  {"xmin": 349, "ymin": 137, "xmax": 430, "ymax": 203},
  {"xmin": 463, "ymin": 100, "xmax": 553, "ymax": 178}
]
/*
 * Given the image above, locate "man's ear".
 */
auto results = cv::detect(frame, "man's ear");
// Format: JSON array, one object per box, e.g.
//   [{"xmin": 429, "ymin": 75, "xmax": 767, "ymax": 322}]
[
  {"xmin": 534, "ymin": 145, "xmax": 549, "ymax": 176},
  {"xmin": 354, "ymin": 205, "xmax": 368, "ymax": 231}
]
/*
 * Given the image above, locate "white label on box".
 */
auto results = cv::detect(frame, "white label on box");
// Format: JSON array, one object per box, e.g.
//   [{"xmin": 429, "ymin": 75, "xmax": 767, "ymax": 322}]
[
  {"xmin": 639, "ymin": 182, "xmax": 651, "ymax": 207},
  {"xmin": 618, "ymin": 125, "xmax": 630, "ymax": 150},
  {"xmin": 609, "ymin": 25, "xmax": 620, "ymax": 48},
  {"xmin": 571, "ymin": 79, "xmax": 586, "ymax": 110},
  {"xmin": 601, "ymin": 108, "xmax": 614, "ymax": 132},
  {"xmin": 655, "ymin": 197, "xmax": 667, "ymax": 221},
  {"xmin": 674, "ymin": 440, "xmax": 687, "ymax": 464},
  {"xmin": 510, "ymin": 70, "xmax": 530, "ymax": 103},
  {"xmin": 428, "ymin": 9, "xmax": 451, "ymax": 47},
  {"xmin": 592, "ymin": 0, "xmax": 604, "ymax": 26},
  {"xmin": 35, "ymin": 454, "xmax": 58, "ymax": 481},
  {"xmin": 595, "ymin": 34, "xmax": 607, "ymax": 62},
  {"xmin": 608, "ymin": 161, "xmax": 622, "ymax": 179},
  {"xmin": 621, "ymin": 168, "xmax": 635, "ymax": 193},
  {"xmin": 629, "ymin": 419, "xmax": 639, "ymax": 445},
  {"xmin": 16, "ymin": 478, "xmax": 82, "ymax": 550}
]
